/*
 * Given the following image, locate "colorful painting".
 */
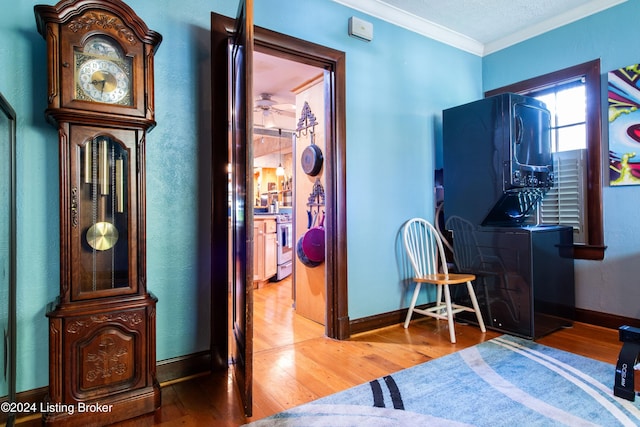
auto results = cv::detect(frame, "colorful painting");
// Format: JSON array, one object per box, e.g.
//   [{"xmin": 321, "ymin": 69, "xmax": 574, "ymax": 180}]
[{"xmin": 608, "ymin": 64, "xmax": 640, "ymax": 186}]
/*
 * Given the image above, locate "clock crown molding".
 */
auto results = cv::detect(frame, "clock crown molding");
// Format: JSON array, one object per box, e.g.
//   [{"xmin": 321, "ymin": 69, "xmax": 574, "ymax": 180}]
[
  {"xmin": 44, "ymin": 107, "xmax": 157, "ymax": 131},
  {"xmin": 35, "ymin": 0, "xmax": 161, "ymax": 122},
  {"xmin": 34, "ymin": 0, "xmax": 162, "ymax": 50}
]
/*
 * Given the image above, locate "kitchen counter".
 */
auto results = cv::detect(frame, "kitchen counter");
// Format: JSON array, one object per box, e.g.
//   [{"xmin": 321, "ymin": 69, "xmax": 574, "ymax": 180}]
[{"xmin": 254, "ymin": 213, "xmax": 280, "ymax": 219}]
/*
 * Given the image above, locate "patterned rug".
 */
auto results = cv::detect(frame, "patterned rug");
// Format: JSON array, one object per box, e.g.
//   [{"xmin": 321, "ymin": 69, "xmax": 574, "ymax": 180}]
[{"xmin": 245, "ymin": 335, "xmax": 640, "ymax": 426}]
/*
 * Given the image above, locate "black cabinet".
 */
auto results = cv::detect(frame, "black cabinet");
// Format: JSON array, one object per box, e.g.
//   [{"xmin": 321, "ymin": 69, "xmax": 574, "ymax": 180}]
[{"xmin": 452, "ymin": 225, "xmax": 575, "ymax": 339}]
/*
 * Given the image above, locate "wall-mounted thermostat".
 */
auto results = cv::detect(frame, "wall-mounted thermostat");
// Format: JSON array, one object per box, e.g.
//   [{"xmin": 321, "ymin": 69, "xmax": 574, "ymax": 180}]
[{"xmin": 348, "ymin": 16, "xmax": 373, "ymax": 42}]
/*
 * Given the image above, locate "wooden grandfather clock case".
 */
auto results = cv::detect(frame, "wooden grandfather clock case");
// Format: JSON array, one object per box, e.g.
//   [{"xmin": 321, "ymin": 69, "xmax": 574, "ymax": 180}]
[{"xmin": 34, "ymin": 1, "xmax": 162, "ymax": 425}]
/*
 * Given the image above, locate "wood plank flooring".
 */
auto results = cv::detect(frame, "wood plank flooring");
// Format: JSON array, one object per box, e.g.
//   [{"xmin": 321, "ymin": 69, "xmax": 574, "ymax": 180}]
[{"xmin": 17, "ymin": 277, "xmax": 623, "ymax": 426}]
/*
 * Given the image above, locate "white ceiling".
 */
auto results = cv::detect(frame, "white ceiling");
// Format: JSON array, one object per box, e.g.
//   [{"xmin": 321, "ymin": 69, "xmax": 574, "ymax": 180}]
[
  {"xmin": 253, "ymin": 51, "xmax": 322, "ymax": 108},
  {"xmin": 333, "ymin": 0, "xmax": 626, "ymax": 55},
  {"xmin": 252, "ymin": 52, "xmax": 323, "ymax": 161},
  {"xmin": 253, "ymin": 51, "xmax": 323, "ymax": 131}
]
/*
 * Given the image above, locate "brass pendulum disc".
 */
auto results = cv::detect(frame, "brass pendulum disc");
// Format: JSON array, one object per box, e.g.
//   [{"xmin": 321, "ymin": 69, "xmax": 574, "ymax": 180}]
[{"xmin": 86, "ymin": 221, "xmax": 119, "ymax": 251}]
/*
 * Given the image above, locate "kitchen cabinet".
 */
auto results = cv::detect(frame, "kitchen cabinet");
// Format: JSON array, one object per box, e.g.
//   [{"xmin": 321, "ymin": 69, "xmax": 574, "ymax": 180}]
[
  {"xmin": 254, "ymin": 167, "xmax": 290, "ymax": 207},
  {"xmin": 253, "ymin": 217, "xmax": 277, "ymax": 287}
]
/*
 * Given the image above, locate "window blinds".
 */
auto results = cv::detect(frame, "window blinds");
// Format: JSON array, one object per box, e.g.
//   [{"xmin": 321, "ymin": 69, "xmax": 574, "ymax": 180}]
[{"xmin": 529, "ymin": 149, "xmax": 588, "ymax": 244}]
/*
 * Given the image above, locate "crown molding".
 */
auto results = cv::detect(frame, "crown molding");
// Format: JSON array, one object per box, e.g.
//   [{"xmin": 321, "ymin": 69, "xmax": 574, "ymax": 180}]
[
  {"xmin": 483, "ymin": 0, "xmax": 627, "ymax": 55},
  {"xmin": 333, "ymin": 0, "xmax": 484, "ymax": 56},
  {"xmin": 333, "ymin": 0, "xmax": 627, "ymax": 57}
]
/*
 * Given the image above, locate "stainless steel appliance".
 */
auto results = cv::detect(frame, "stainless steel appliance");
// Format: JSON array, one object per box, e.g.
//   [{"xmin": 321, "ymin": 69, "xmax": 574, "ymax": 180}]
[
  {"xmin": 442, "ymin": 93, "xmax": 575, "ymax": 339},
  {"xmin": 276, "ymin": 214, "xmax": 293, "ymax": 280}
]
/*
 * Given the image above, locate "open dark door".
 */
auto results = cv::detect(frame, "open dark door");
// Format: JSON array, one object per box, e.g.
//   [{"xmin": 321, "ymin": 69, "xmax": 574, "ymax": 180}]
[
  {"xmin": 230, "ymin": 0, "xmax": 254, "ymax": 416},
  {"xmin": 210, "ymin": 0, "xmax": 254, "ymax": 417}
]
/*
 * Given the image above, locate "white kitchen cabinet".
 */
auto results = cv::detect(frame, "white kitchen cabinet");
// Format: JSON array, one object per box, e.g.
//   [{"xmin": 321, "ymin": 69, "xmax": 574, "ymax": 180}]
[{"xmin": 253, "ymin": 217, "xmax": 277, "ymax": 287}]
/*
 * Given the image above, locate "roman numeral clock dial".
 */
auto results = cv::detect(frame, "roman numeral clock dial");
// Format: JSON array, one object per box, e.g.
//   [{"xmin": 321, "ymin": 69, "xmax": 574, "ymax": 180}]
[
  {"xmin": 75, "ymin": 37, "xmax": 133, "ymax": 105},
  {"xmin": 78, "ymin": 58, "xmax": 130, "ymax": 104}
]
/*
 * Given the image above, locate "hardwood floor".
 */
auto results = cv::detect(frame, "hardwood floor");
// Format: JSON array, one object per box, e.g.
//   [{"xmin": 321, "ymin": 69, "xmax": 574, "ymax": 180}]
[{"xmin": 17, "ymin": 277, "xmax": 623, "ymax": 426}]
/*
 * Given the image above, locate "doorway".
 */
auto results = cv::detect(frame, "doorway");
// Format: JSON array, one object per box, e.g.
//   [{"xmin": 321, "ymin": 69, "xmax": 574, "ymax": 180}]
[
  {"xmin": 250, "ymin": 33, "xmax": 348, "ymax": 340},
  {"xmin": 252, "ymin": 51, "xmax": 326, "ymax": 341},
  {"xmin": 210, "ymin": 16, "xmax": 349, "ymax": 375}
]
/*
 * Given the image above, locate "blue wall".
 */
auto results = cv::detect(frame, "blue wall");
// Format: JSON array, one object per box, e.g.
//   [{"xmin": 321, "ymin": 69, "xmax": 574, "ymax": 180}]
[
  {"xmin": 483, "ymin": 0, "xmax": 640, "ymax": 321},
  {"xmin": 0, "ymin": 0, "xmax": 481, "ymax": 392}
]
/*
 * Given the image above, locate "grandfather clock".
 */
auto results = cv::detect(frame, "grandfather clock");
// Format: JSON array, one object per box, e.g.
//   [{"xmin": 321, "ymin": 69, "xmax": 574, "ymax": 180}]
[{"xmin": 34, "ymin": 1, "xmax": 162, "ymax": 425}]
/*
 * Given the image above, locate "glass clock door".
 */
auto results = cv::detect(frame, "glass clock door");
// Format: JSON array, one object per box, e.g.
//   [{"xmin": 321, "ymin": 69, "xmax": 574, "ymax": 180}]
[{"xmin": 71, "ymin": 128, "xmax": 137, "ymax": 300}]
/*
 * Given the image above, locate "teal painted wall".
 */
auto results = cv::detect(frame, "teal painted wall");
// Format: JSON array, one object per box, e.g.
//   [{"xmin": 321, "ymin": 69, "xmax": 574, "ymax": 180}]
[
  {"xmin": 0, "ymin": 0, "xmax": 481, "ymax": 392},
  {"xmin": 483, "ymin": 0, "xmax": 640, "ymax": 320}
]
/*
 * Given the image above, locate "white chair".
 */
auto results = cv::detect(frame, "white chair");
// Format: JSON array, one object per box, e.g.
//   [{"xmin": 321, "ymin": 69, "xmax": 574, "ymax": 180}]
[{"xmin": 402, "ymin": 218, "xmax": 486, "ymax": 343}]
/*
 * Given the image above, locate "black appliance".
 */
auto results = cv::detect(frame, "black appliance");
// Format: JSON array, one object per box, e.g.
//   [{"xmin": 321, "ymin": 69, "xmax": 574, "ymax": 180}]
[{"xmin": 442, "ymin": 93, "xmax": 575, "ymax": 339}]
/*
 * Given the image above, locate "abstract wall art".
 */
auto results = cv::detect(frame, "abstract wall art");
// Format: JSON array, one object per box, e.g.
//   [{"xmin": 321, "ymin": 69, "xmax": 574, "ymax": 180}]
[{"xmin": 608, "ymin": 64, "xmax": 640, "ymax": 186}]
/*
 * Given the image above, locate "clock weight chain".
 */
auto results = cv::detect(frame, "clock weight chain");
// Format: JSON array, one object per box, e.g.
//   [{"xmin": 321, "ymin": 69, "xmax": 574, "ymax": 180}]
[
  {"xmin": 85, "ymin": 137, "xmax": 120, "ymax": 291},
  {"xmin": 110, "ymin": 143, "xmax": 116, "ymax": 288},
  {"xmin": 91, "ymin": 138, "xmax": 98, "ymax": 292}
]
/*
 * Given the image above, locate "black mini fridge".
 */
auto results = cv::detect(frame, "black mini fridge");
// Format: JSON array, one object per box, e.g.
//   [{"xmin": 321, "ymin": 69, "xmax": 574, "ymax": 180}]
[{"xmin": 442, "ymin": 93, "xmax": 575, "ymax": 339}]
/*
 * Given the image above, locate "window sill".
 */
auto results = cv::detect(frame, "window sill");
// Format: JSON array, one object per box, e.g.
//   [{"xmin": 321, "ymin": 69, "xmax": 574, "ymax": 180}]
[{"xmin": 571, "ymin": 244, "xmax": 606, "ymax": 260}]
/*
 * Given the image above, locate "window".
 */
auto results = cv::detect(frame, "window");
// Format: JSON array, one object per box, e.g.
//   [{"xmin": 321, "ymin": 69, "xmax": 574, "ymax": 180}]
[
  {"xmin": 531, "ymin": 82, "xmax": 586, "ymax": 152},
  {"xmin": 527, "ymin": 81, "xmax": 588, "ymax": 244},
  {"xmin": 486, "ymin": 59, "xmax": 605, "ymax": 260}
]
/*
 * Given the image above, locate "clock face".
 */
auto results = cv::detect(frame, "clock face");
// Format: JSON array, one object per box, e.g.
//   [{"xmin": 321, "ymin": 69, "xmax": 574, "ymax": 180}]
[
  {"xmin": 77, "ymin": 58, "xmax": 130, "ymax": 104},
  {"xmin": 74, "ymin": 37, "xmax": 133, "ymax": 106}
]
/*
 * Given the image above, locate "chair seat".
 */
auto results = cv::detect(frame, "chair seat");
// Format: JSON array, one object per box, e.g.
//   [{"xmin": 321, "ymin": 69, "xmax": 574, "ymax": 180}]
[{"xmin": 414, "ymin": 273, "xmax": 476, "ymax": 285}]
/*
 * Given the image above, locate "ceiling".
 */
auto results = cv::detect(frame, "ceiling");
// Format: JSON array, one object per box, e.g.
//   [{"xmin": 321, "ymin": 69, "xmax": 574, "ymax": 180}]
[
  {"xmin": 253, "ymin": 51, "xmax": 323, "ymax": 132},
  {"xmin": 253, "ymin": 52, "xmax": 323, "ymax": 163},
  {"xmin": 333, "ymin": 0, "xmax": 626, "ymax": 55}
]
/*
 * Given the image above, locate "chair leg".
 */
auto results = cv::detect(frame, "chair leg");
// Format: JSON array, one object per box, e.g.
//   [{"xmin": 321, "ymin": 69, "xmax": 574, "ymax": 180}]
[
  {"xmin": 466, "ymin": 281, "xmax": 486, "ymax": 333},
  {"xmin": 480, "ymin": 276, "xmax": 493, "ymax": 329},
  {"xmin": 443, "ymin": 284, "xmax": 456, "ymax": 343},
  {"xmin": 435, "ymin": 284, "xmax": 444, "ymax": 315},
  {"xmin": 404, "ymin": 282, "xmax": 422, "ymax": 328}
]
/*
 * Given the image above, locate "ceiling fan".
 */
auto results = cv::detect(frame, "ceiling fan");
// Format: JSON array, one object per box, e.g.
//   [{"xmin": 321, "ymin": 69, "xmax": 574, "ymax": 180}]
[{"xmin": 254, "ymin": 93, "xmax": 295, "ymax": 127}]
